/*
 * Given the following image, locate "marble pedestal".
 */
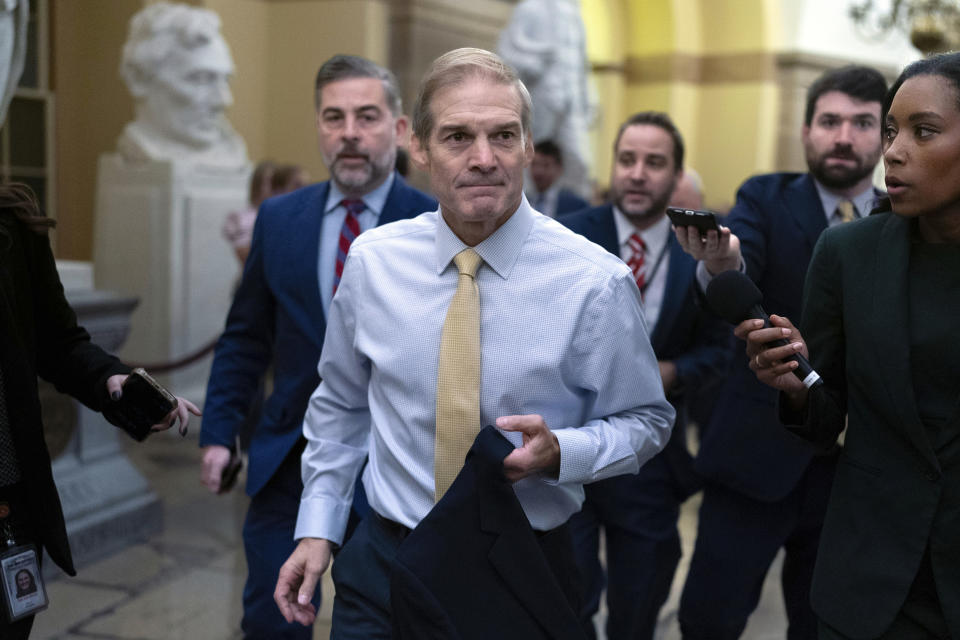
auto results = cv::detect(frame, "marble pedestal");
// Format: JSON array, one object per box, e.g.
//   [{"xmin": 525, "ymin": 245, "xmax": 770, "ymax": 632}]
[
  {"xmin": 93, "ymin": 155, "xmax": 249, "ymax": 403},
  {"xmin": 42, "ymin": 261, "xmax": 161, "ymax": 574}
]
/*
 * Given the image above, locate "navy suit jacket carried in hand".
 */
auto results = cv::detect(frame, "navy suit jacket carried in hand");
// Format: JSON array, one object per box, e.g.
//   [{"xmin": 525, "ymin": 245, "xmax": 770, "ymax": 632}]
[
  {"xmin": 559, "ymin": 205, "xmax": 731, "ymax": 495},
  {"xmin": 694, "ymin": 172, "xmax": 882, "ymax": 502},
  {"xmin": 200, "ymin": 175, "xmax": 436, "ymax": 496},
  {"xmin": 391, "ymin": 426, "xmax": 586, "ymax": 640}
]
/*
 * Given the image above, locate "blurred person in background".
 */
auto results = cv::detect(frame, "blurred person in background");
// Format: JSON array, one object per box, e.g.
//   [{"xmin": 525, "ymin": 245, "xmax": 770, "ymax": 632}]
[
  {"xmin": 270, "ymin": 164, "xmax": 311, "ymax": 196},
  {"xmin": 527, "ymin": 140, "xmax": 589, "ymax": 218},
  {"xmin": 223, "ymin": 160, "xmax": 277, "ymax": 266}
]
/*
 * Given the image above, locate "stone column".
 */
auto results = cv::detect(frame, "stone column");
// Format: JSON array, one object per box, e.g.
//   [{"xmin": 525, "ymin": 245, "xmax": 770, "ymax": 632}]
[{"xmin": 92, "ymin": 156, "xmax": 248, "ymax": 403}]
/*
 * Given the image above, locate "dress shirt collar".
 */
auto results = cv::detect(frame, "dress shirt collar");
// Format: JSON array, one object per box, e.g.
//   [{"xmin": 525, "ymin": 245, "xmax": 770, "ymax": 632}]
[
  {"xmin": 435, "ymin": 194, "xmax": 535, "ymax": 280},
  {"xmin": 612, "ymin": 205, "xmax": 671, "ymax": 255},
  {"xmin": 324, "ymin": 171, "xmax": 396, "ymax": 216},
  {"xmin": 812, "ymin": 178, "xmax": 877, "ymax": 223}
]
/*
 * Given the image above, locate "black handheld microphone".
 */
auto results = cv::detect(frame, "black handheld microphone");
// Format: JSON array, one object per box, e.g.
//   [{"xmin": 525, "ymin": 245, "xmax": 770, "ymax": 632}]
[{"xmin": 705, "ymin": 270, "xmax": 823, "ymax": 389}]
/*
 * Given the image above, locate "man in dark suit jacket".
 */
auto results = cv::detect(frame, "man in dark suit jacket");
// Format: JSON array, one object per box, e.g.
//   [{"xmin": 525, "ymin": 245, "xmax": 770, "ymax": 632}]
[
  {"xmin": 560, "ymin": 112, "xmax": 730, "ymax": 640},
  {"xmin": 199, "ymin": 55, "xmax": 434, "ymax": 640},
  {"xmin": 674, "ymin": 66, "xmax": 888, "ymax": 639},
  {"xmin": 528, "ymin": 139, "xmax": 589, "ymax": 218}
]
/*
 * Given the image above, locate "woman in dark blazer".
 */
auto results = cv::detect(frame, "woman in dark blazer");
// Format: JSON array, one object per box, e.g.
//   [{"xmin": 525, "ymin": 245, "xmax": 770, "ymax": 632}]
[
  {"xmin": 0, "ymin": 184, "xmax": 199, "ymax": 639},
  {"xmin": 739, "ymin": 53, "xmax": 960, "ymax": 639}
]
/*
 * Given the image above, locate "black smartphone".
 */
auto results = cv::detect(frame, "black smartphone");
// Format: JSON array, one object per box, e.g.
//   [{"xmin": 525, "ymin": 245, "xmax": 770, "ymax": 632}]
[
  {"xmin": 667, "ymin": 207, "xmax": 721, "ymax": 235},
  {"xmin": 219, "ymin": 437, "xmax": 244, "ymax": 494},
  {"xmin": 104, "ymin": 368, "xmax": 178, "ymax": 441}
]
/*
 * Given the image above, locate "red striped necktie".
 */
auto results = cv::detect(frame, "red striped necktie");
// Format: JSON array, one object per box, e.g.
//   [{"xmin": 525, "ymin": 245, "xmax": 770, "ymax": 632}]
[
  {"xmin": 333, "ymin": 199, "xmax": 365, "ymax": 294},
  {"xmin": 626, "ymin": 231, "xmax": 646, "ymax": 295}
]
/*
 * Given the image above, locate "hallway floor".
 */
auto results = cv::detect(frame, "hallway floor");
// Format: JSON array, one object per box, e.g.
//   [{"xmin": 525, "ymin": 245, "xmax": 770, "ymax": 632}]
[{"xmin": 31, "ymin": 429, "xmax": 788, "ymax": 639}]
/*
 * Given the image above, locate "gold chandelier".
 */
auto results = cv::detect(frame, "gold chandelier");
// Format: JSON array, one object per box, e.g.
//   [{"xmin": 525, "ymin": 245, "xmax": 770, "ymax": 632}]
[{"xmin": 849, "ymin": 0, "xmax": 960, "ymax": 54}]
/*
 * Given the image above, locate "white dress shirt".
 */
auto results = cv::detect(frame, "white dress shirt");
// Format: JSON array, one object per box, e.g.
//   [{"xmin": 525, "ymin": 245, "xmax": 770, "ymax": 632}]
[
  {"xmin": 613, "ymin": 207, "xmax": 672, "ymax": 332},
  {"xmin": 811, "ymin": 180, "xmax": 877, "ymax": 226},
  {"xmin": 295, "ymin": 197, "xmax": 675, "ymax": 545}
]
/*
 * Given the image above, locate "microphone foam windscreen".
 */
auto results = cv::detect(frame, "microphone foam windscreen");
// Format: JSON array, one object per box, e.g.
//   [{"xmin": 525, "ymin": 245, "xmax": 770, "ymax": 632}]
[{"xmin": 705, "ymin": 270, "xmax": 763, "ymax": 324}]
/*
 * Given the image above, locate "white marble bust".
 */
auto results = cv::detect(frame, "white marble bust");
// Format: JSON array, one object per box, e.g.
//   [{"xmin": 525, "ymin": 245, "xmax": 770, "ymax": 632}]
[
  {"xmin": 0, "ymin": 0, "xmax": 27, "ymax": 125},
  {"xmin": 118, "ymin": 2, "xmax": 247, "ymax": 171},
  {"xmin": 498, "ymin": 0, "xmax": 594, "ymax": 197}
]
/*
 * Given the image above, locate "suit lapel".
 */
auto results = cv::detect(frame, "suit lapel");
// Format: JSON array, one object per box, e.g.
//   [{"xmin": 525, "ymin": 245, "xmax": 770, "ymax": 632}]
[
  {"xmin": 379, "ymin": 175, "xmax": 420, "ymax": 225},
  {"xmin": 785, "ymin": 175, "xmax": 828, "ymax": 254},
  {"xmin": 292, "ymin": 183, "xmax": 328, "ymax": 331},
  {"xmin": 485, "ymin": 530, "xmax": 583, "ymax": 639},
  {"xmin": 650, "ymin": 237, "xmax": 688, "ymax": 349},
  {"xmin": 870, "ymin": 214, "xmax": 938, "ymax": 468},
  {"xmin": 473, "ymin": 429, "xmax": 582, "ymax": 640},
  {"xmin": 590, "ymin": 205, "xmax": 620, "ymax": 255}
]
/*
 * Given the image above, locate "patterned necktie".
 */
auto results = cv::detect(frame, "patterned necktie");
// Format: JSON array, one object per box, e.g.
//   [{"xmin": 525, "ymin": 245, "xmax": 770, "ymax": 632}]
[
  {"xmin": 836, "ymin": 200, "xmax": 856, "ymax": 224},
  {"xmin": 434, "ymin": 248, "xmax": 483, "ymax": 502},
  {"xmin": 0, "ymin": 367, "xmax": 22, "ymax": 487},
  {"xmin": 626, "ymin": 232, "xmax": 647, "ymax": 295},
  {"xmin": 333, "ymin": 199, "xmax": 365, "ymax": 294}
]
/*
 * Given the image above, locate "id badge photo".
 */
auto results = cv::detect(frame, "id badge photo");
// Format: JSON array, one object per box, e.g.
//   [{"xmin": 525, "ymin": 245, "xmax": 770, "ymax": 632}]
[{"xmin": 1, "ymin": 545, "xmax": 48, "ymax": 622}]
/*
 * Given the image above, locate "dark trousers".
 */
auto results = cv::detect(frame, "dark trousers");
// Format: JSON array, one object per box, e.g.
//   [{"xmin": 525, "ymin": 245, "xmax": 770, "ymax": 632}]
[
  {"xmin": 241, "ymin": 445, "xmax": 314, "ymax": 640},
  {"xmin": 331, "ymin": 511, "xmax": 580, "ymax": 639},
  {"xmin": 241, "ymin": 443, "xmax": 368, "ymax": 640},
  {"xmin": 569, "ymin": 453, "xmax": 682, "ymax": 640},
  {"xmin": 679, "ymin": 454, "xmax": 836, "ymax": 640}
]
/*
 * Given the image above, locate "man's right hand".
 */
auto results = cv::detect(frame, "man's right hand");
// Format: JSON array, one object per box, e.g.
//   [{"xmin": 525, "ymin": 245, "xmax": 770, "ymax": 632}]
[
  {"xmin": 274, "ymin": 538, "xmax": 333, "ymax": 626},
  {"xmin": 674, "ymin": 224, "xmax": 742, "ymax": 275},
  {"xmin": 200, "ymin": 445, "xmax": 232, "ymax": 493}
]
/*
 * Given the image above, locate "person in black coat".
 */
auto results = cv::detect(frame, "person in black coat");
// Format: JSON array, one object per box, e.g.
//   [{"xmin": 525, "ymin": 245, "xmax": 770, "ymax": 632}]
[
  {"xmin": 0, "ymin": 184, "xmax": 199, "ymax": 639},
  {"xmin": 739, "ymin": 53, "xmax": 960, "ymax": 639}
]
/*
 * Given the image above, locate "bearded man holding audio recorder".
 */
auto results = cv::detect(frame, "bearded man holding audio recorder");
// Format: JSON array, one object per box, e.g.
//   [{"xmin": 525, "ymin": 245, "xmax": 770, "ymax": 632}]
[{"xmin": 673, "ymin": 65, "xmax": 888, "ymax": 639}]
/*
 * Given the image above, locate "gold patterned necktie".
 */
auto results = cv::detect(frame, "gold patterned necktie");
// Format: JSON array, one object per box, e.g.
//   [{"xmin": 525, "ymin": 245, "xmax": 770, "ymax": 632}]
[
  {"xmin": 836, "ymin": 200, "xmax": 856, "ymax": 224},
  {"xmin": 434, "ymin": 248, "xmax": 483, "ymax": 502}
]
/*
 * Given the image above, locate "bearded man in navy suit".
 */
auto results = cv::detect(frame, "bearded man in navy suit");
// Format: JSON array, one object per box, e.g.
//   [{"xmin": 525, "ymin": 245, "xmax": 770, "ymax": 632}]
[
  {"xmin": 560, "ymin": 112, "xmax": 730, "ymax": 640},
  {"xmin": 675, "ymin": 65, "xmax": 888, "ymax": 639},
  {"xmin": 198, "ymin": 55, "xmax": 435, "ymax": 640}
]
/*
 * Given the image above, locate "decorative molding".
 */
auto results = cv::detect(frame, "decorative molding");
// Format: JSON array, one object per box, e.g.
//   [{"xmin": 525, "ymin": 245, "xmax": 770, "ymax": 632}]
[
  {"xmin": 774, "ymin": 50, "xmax": 901, "ymax": 80},
  {"xmin": 601, "ymin": 50, "xmax": 901, "ymax": 85},
  {"xmin": 619, "ymin": 52, "xmax": 777, "ymax": 84},
  {"xmin": 390, "ymin": 0, "xmax": 512, "ymax": 37}
]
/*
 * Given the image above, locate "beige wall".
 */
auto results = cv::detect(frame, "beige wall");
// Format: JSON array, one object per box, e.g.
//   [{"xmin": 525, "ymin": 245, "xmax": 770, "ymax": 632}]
[
  {"xmin": 260, "ymin": 0, "xmax": 390, "ymax": 183},
  {"xmin": 581, "ymin": 0, "xmax": 780, "ymax": 211},
  {"xmin": 52, "ymin": 0, "xmax": 141, "ymax": 261}
]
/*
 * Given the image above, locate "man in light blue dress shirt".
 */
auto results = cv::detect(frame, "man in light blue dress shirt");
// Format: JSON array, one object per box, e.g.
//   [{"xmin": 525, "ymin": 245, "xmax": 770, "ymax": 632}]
[{"xmin": 274, "ymin": 48, "xmax": 674, "ymax": 638}]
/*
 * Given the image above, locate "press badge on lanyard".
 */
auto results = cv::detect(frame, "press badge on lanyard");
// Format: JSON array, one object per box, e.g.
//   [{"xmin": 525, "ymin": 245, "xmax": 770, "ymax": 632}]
[{"xmin": 0, "ymin": 503, "xmax": 48, "ymax": 622}]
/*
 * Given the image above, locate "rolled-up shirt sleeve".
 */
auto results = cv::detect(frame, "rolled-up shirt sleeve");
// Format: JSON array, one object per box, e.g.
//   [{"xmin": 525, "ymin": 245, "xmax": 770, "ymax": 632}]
[
  {"xmin": 553, "ymin": 272, "xmax": 675, "ymax": 485},
  {"xmin": 294, "ymin": 252, "xmax": 371, "ymax": 546}
]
